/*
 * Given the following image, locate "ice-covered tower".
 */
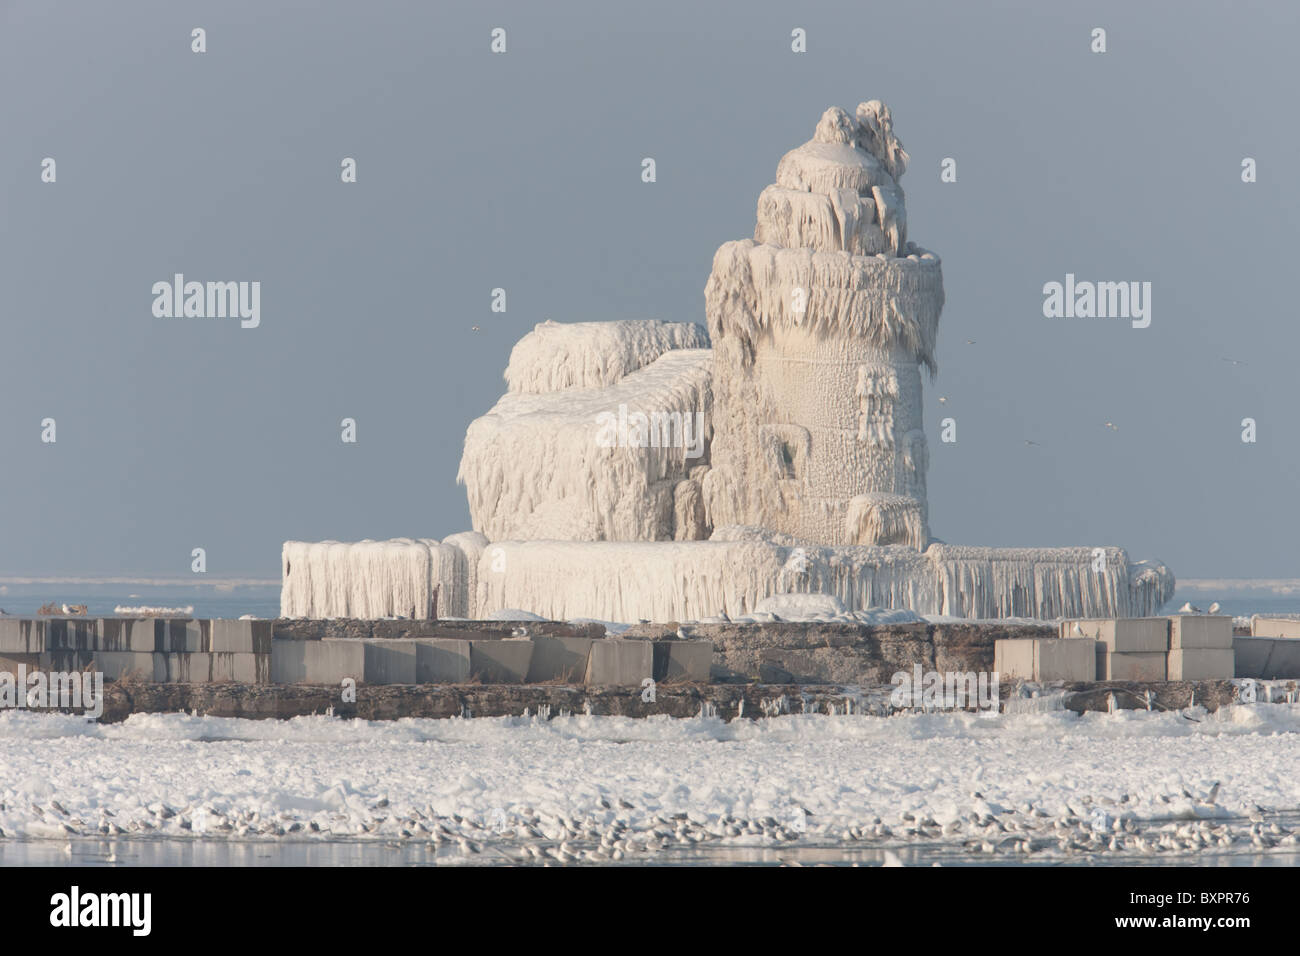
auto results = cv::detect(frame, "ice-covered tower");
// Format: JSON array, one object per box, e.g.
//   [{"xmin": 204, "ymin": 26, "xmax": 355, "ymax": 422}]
[{"xmin": 701, "ymin": 102, "xmax": 944, "ymax": 549}]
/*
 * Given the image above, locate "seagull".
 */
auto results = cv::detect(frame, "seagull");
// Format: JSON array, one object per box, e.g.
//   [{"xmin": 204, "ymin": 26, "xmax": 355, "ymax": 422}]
[
  {"xmin": 1103, "ymin": 422, "xmax": 1118, "ymax": 431},
  {"xmin": 676, "ymin": 624, "xmax": 695, "ymax": 640},
  {"xmin": 937, "ymin": 396, "xmax": 948, "ymax": 404},
  {"xmin": 1222, "ymin": 357, "xmax": 1247, "ymax": 367},
  {"xmin": 471, "ymin": 325, "xmax": 481, "ymax": 332},
  {"xmin": 965, "ymin": 339, "xmax": 976, "ymax": 345},
  {"xmin": 1177, "ymin": 602, "xmax": 1203, "ymax": 614},
  {"xmin": 1072, "ymin": 622, "xmax": 1087, "ymax": 637},
  {"xmin": 1207, "ymin": 602, "xmax": 1221, "ymax": 615},
  {"xmin": 1024, "ymin": 439, "xmax": 1041, "ymax": 447}
]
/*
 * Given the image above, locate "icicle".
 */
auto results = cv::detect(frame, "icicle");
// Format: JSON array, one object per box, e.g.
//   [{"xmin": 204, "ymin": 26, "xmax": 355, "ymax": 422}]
[
  {"xmin": 470, "ymin": 537, "xmax": 1170, "ymax": 624},
  {"xmin": 280, "ymin": 537, "xmax": 480, "ymax": 620}
]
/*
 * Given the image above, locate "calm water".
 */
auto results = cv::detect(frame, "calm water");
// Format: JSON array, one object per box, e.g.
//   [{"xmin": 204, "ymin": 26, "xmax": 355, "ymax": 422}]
[
  {"xmin": 1, "ymin": 837, "xmax": 1295, "ymax": 867},
  {"xmin": 1167, "ymin": 595, "xmax": 1300, "ymax": 619},
  {"xmin": 0, "ymin": 588, "xmax": 280, "ymax": 620}
]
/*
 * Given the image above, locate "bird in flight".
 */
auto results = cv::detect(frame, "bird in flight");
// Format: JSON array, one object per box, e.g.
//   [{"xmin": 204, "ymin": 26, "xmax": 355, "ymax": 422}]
[
  {"xmin": 1221, "ymin": 357, "xmax": 1247, "ymax": 367},
  {"xmin": 1104, "ymin": 422, "xmax": 1118, "ymax": 431}
]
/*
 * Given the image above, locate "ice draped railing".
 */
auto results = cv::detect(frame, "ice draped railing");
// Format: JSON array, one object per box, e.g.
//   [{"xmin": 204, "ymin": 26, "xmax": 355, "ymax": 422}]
[
  {"xmin": 280, "ymin": 535, "xmax": 486, "ymax": 620},
  {"xmin": 471, "ymin": 538, "xmax": 1174, "ymax": 623}
]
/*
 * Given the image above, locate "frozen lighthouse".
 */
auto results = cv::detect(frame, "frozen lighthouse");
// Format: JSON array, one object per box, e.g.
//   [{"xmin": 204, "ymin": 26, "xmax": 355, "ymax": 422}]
[
  {"xmin": 281, "ymin": 100, "xmax": 1174, "ymax": 623},
  {"xmin": 702, "ymin": 102, "xmax": 942, "ymax": 549}
]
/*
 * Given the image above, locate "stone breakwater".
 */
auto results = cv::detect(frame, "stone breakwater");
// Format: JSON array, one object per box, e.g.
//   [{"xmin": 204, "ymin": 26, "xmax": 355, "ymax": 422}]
[
  {"xmin": 77, "ymin": 677, "xmax": 1248, "ymax": 724},
  {"xmin": 1, "ymin": 616, "xmax": 1293, "ymax": 722},
  {"xmin": 3, "ymin": 616, "xmax": 1053, "ymax": 691}
]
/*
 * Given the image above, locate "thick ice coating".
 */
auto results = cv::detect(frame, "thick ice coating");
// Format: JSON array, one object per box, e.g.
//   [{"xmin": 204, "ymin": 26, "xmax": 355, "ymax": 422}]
[
  {"xmin": 705, "ymin": 104, "xmax": 940, "ymax": 549},
  {"xmin": 281, "ymin": 101, "xmax": 1175, "ymax": 623},
  {"xmin": 460, "ymin": 346, "xmax": 713, "ymax": 542},
  {"xmin": 504, "ymin": 319, "xmax": 709, "ymax": 393}
]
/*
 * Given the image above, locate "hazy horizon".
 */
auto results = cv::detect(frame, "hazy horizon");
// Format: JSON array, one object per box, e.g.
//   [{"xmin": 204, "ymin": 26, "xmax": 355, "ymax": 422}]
[{"xmin": 3, "ymin": 0, "xmax": 1297, "ymax": 581}]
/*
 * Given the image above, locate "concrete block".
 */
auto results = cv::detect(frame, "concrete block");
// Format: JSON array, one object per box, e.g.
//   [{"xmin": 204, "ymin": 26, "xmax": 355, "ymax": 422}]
[
  {"xmin": 1061, "ymin": 618, "xmax": 1168, "ymax": 653},
  {"xmin": 1168, "ymin": 648, "xmax": 1235, "ymax": 681},
  {"xmin": 585, "ymin": 639, "xmax": 654, "ymax": 686},
  {"xmin": 45, "ymin": 618, "xmax": 99, "ymax": 651},
  {"xmin": 993, "ymin": 639, "xmax": 1036, "ymax": 680},
  {"xmin": 1250, "ymin": 617, "xmax": 1300, "ymax": 640},
  {"xmin": 155, "ymin": 653, "xmax": 215, "ymax": 683},
  {"xmin": 271, "ymin": 639, "xmax": 365, "ymax": 685},
  {"xmin": 203, "ymin": 652, "xmax": 270, "ymax": 683},
  {"xmin": 210, "ymin": 619, "xmax": 272, "ymax": 654},
  {"xmin": 0, "ymin": 619, "xmax": 45, "ymax": 654},
  {"xmin": 157, "ymin": 619, "xmax": 205, "ymax": 653},
  {"xmin": 995, "ymin": 638, "xmax": 1095, "ymax": 682},
  {"xmin": 0, "ymin": 653, "xmax": 42, "ymax": 678},
  {"xmin": 1099, "ymin": 650, "xmax": 1167, "ymax": 682},
  {"xmin": 1233, "ymin": 638, "xmax": 1271, "ymax": 680},
  {"xmin": 96, "ymin": 651, "xmax": 160, "ymax": 681},
  {"xmin": 652, "ymin": 640, "xmax": 714, "ymax": 683},
  {"xmin": 469, "ymin": 639, "xmax": 534, "ymax": 683},
  {"xmin": 98, "ymin": 618, "xmax": 158, "ymax": 652},
  {"xmin": 1038, "ymin": 638, "xmax": 1097, "ymax": 681},
  {"xmin": 526, "ymin": 636, "xmax": 593, "ymax": 682},
  {"xmin": 40, "ymin": 650, "xmax": 95, "ymax": 673},
  {"xmin": 363, "ymin": 639, "xmax": 417, "ymax": 684},
  {"xmin": 1269, "ymin": 642, "xmax": 1300, "ymax": 679},
  {"xmin": 1168, "ymin": 615, "xmax": 1233, "ymax": 650},
  {"xmin": 415, "ymin": 639, "xmax": 471, "ymax": 682},
  {"xmin": 1234, "ymin": 637, "xmax": 1300, "ymax": 680}
]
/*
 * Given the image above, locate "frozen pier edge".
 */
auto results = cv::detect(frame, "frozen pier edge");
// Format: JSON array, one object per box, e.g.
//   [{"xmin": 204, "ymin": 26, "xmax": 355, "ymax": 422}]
[
  {"xmin": 4, "ymin": 615, "xmax": 1286, "ymax": 723},
  {"xmin": 284, "ymin": 100, "xmax": 1173, "ymax": 623}
]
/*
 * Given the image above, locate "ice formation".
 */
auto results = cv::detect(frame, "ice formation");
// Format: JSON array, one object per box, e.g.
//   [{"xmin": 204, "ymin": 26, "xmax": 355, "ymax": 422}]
[
  {"xmin": 11, "ymin": 707, "xmax": 1300, "ymax": 856},
  {"xmin": 281, "ymin": 100, "xmax": 1175, "ymax": 623},
  {"xmin": 473, "ymin": 538, "xmax": 1171, "ymax": 623},
  {"xmin": 459, "ymin": 345, "xmax": 712, "ymax": 542},
  {"xmin": 502, "ymin": 319, "xmax": 708, "ymax": 393},
  {"xmin": 281, "ymin": 536, "xmax": 483, "ymax": 620},
  {"xmin": 704, "ymin": 103, "xmax": 941, "ymax": 548}
]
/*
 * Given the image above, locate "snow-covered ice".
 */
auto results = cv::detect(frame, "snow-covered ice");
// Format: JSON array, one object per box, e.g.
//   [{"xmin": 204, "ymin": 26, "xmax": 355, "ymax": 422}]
[{"xmin": 4, "ymin": 706, "xmax": 1300, "ymax": 862}]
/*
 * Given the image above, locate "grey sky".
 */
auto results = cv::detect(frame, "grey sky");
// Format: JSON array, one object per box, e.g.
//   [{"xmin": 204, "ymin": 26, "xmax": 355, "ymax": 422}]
[{"xmin": 1, "ymin": 0, "xmax": 1296, "ymax": 580}]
